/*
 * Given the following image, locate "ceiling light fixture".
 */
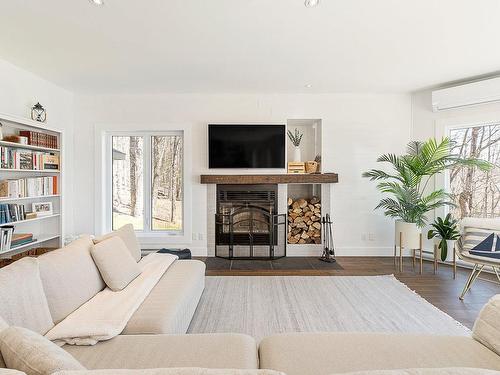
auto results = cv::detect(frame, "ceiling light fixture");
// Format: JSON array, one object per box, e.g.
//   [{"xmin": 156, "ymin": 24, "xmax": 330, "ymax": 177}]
[
  {"xmin": 305, "ymin": 84, "xmax": 313, "ymax": 88},
  {"xmin": 89, "ymin": 0, "xmax": 104, "ymax": 6},
  {"xmin": 304, "ymin": 0, "xmax": 319, "ymax": 8}
]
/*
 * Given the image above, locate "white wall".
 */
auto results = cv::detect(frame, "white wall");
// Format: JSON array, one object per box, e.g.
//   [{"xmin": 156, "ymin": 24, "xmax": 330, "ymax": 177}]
[
  {"xmin": 74, "ymin": 93, "xmax": 411, "ymax": 256},
  {"xmin": 0, "ymin": 58, "xmax": 75, "ymax": 236}
]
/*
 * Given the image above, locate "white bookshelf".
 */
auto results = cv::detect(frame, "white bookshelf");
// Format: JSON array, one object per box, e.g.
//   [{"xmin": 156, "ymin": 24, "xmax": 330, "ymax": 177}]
[{"xmin": 0, "ymin": 113, "xmax": 63, "ymax": 259}]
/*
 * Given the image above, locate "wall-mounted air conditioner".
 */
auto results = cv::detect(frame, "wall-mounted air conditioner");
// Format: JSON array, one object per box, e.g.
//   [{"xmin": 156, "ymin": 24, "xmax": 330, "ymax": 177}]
[{"xmin": 431, "ymin": 76, "xmax": 500, "ymax": 112}]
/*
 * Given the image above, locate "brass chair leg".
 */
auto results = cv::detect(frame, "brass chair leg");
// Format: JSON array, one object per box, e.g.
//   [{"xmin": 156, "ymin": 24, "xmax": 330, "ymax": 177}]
[
  {"xmin": 453, "ymin": 245, "xmax": 457, "ymax": 280},
  {"xmin": 493, "ymin": 266, "xmax": 500, "ymax": 283},
  {"xmin": 460, "ymin": 264, "xmax": 484, "ymax": 300}
]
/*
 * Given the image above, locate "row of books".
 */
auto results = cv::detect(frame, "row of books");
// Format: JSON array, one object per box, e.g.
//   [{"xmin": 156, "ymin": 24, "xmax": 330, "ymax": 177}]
[
  {"xmin": 0, "ymin": 176, "xmax": 58, "ymax": 198},
  {"xmin": 19, "ymin": 131, "xmax": 58, "ymax": 149},
  {"xmin": 0, "ymin": 204, "xmax": 27, "ymax": 224},
  {"xmin": 0, "ymin": 227, "xmax": 35, "ymax": 253},
  {"xmin": 0, "ymin": 147, "xmax": 59, "ymax": 170}
]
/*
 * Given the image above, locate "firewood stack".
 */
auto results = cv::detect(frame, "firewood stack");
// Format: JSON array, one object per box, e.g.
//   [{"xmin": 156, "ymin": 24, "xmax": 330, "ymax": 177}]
[{"xmin": 287, "ymin": 196, "xmax": 321, "ymax": 244}]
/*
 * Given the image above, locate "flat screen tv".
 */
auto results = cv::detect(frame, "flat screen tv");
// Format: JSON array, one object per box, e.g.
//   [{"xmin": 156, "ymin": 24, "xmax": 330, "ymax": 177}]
[{"xmin": 208, "ymin": 124, "xmax": 285, "ymax": 169}]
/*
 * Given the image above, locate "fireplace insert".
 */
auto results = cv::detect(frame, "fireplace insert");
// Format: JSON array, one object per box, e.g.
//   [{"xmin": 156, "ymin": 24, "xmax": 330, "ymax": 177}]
[{"xmin": 215, "ymin": 184, "xmax": 286, "ymax": 259}]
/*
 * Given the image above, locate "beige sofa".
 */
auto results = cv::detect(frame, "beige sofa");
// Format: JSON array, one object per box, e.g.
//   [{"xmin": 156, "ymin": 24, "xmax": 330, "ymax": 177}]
[{"xmin": 0, "ymin": 225, "xmax": 500, "ymax": 375}]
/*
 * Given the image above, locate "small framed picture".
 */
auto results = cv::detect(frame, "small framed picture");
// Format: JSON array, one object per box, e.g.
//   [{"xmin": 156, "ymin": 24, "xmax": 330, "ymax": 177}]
[{"xmin": 32, "ymin": 202, "xmax": 53, "ymax": 217}]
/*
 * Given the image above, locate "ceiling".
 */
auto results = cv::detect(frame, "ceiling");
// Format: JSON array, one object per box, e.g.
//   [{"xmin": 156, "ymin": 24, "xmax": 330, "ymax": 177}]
[{"xmin": 1, "ymin": 0, "xmax": 500, "ymax": 94}]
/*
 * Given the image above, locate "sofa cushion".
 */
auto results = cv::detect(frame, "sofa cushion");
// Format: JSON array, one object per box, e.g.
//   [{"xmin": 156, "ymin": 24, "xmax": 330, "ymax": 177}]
[
  {"xmin": 0, "ymin": 370, "xmax": 26, "ymax": 374},
  {"xmin": 91, "ymin": 237, "xmax": 141, "ymax": 291},
  {"xmin": 38, "ymin": 236, "xmax": 105, "ymax": 324},
  {"xmin": 259, "ymin": 333, "xmax": 500, "ymax": 375},
  {"xmin": 54, "ymin": 369, "xmax": 283, "ymax": 375},
  {"xmin": 0, "ymin": 316, "xmax": 7, "ymax": 369},
  {"xmin": 123, "ymin": 260, "xmax": 205, "ymax": 334},
  {"xmin": 0, "ymin": 327, "xmax": 85, "ymax": 375},
  {"xmin": 0, "ymin": 258, "xmax": 53, "ymax": 335},
  {"xmin": 64, "ymin": 333, "xmax": 258, "ymax": 370},
  {"xmin": 473, "ymin": 294, "xmax": 500, "ymax": 356},
  {"xmin": 337, "ymin": 369, "xmax": 500, "ymax": 375},
  {"xmin": 94, "ymin": 224, "xmax": 141, "ymax": 262}
]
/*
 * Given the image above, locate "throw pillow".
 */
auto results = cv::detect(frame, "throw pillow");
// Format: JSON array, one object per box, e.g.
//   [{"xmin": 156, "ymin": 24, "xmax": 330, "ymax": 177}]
[
  {"xmin": 473, "ymin": 294, "xmax": 500, "ymax": 356},
  {"xmin": 463, "ymin": 227, "xmax": 500, "ymax": 259},
  {"xmin": 0, "ymin": 326, "xmax": 85, "ymax": 375},
  {"xmin": 91, "ymin": 236, "xmax": 141, "ymax": 291},
  {"xmin": 93, "ymin": 224, "xmax": 142, "ymax": 262}
]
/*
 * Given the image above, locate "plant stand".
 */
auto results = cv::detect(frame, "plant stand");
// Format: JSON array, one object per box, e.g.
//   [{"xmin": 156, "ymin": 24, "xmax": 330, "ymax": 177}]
[{"xmin": 394, "ymin": 233, "xmax": 423, "ymax": 273}]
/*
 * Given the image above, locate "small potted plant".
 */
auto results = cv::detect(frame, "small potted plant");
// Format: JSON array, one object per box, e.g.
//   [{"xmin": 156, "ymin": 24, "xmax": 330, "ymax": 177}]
[
  {"xmin": 427, "ymin": 213, "xmax": 460, "ymax": 262},
  {"xmin": 287, "ymin": 128, "xmax": 303, "ymax": 162}
]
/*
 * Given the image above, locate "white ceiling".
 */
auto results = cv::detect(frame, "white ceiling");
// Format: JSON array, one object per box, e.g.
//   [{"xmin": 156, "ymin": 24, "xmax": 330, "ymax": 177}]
[{"xmin": 1, "ymin": 0, "xmax": 500, "ymax": 94}]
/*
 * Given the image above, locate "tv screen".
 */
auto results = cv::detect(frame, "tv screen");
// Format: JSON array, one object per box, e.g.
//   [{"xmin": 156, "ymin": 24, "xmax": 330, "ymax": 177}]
[{"xmin": 208, "ymin": 124, "xmax": 285, "ymax": 169}]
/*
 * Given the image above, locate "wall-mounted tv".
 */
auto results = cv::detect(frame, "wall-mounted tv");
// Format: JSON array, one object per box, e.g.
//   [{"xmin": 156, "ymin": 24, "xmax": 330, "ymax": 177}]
[{"xmin": 208, "ymin": 124, "xmax": 285, "ymax": 169}]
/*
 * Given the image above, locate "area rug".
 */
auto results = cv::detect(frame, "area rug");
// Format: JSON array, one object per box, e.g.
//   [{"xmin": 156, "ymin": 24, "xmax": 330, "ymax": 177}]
[{"xmin": 187, "ymin": 275, "xmax": 470, "ymax": 342}]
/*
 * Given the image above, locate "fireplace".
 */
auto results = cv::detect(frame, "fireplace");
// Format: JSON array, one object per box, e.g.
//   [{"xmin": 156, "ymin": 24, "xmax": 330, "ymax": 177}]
[{"xmin": 215, "ymin": 184, "xmax": 286, "ymax": 259}]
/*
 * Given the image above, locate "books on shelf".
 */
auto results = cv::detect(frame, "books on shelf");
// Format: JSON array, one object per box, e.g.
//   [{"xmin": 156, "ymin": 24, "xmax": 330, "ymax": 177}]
[
  {"xmin": 0, "ymin": 176, "xmax": 58, "ymax": 198},
  {"xmin": 0, "ymin": 203, "xmax": 27, "ymax": 224},
  {"xmin": 19, "ymin": 131, "xmax": 58, "ymax": 149},
  {"xmin": 0, "ymin": 147, "xmax": 59, "ymax": 170},
  {"xmin": 11, "ymin": 233, "xmax": 35, "ymax": 248}
]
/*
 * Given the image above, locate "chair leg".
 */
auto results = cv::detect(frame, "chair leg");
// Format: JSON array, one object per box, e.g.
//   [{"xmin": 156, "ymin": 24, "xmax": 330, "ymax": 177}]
[
  {"xmin": 493, "ymin": 266, "xmax": 500, "ymax": 283},
  {"xmin": 459, "ymin": 264, "xmax": 484, "ymax": 300}
]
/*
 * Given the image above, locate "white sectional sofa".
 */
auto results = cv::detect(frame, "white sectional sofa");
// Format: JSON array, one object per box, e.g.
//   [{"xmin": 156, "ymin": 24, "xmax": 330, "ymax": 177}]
[{"xmin": 0, "ymin": 224, "xmax": 499, "ymax": 375}]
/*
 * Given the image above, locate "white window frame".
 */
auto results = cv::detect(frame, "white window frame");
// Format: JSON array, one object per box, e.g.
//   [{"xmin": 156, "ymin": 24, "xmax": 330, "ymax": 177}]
[
  {"xmin": 435, "ymin": 113, "xmax": 500, "ymax": 218},
  {"xmin": 97, "ymin": 125, "xmax": 192, "ymax": 246}
]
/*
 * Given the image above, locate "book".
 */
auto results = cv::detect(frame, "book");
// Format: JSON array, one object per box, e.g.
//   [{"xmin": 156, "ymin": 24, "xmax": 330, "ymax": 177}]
[{"xmin": 19, "ymin": 131, "xmax": 58, "ymax": 149}]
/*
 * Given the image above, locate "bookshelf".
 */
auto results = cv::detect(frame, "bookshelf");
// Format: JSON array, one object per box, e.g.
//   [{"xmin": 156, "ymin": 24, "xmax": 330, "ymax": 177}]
[{"xmin": 0, "ymin": 113, "xmax": 63, "ymax": 259}]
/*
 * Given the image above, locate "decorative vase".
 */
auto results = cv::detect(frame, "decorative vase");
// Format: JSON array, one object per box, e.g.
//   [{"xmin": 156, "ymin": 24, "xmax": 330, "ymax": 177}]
[
  {"xmin": 395, "ymin": 221, "xmax": 421, "ymax": 249},
  {"xmin": 433, "ymin": 238, "xmax": 456, "ymax": 262},
  {"xmin": 293, "ymin": 146, "xmax": 301, "ymax": 162}
]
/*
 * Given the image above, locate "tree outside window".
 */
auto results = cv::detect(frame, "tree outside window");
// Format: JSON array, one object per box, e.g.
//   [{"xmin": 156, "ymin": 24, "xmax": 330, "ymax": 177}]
[{"xmin": 449, "ymin": 124, "xmax": 500, "ymax": 219}]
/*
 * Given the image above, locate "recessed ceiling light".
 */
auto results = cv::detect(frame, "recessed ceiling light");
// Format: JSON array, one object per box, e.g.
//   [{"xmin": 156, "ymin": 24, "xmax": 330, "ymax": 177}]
[
  {"xmin": 304, "ymin": 0, "xmax": 319, "ymax": 8},
  {"xmin": 89, "ymin": 0, "xmax": 104, "ymax": 6},
  {"xmin": 305, "ymin": 84, "xmax": 313, "ymax": 88}
]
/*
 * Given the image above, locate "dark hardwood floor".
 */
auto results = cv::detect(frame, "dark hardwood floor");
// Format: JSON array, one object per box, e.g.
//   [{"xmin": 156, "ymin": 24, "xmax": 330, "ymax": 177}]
[{"xmin": 196, "ymin": 256, "xmax": 500, "ymax": 329}]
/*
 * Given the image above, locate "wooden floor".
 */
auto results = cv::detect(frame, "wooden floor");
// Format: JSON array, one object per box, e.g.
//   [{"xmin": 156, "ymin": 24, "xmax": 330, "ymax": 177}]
[{"xmin": 197, "ymin": 256, "xmax": 500, "ymax": 329}]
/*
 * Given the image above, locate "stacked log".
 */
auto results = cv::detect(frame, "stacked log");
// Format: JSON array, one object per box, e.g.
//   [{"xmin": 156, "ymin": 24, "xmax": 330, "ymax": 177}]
[{"xmin": 287, "ymin": 196, "xmax": 321, "ymax": 244}]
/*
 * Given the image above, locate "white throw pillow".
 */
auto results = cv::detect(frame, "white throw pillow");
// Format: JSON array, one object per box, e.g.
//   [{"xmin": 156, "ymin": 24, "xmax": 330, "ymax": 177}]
[
  {"xmin": 0, "ymin": 326, "xmax": 85, "ymax": 375},
  {"xmin": 473, "ymin": 294, "xmax": 500, "ymax": 356},
  {"xmin": 91, "ymin": 236, "xmax": 141, "ymax": 291},
  {"xmin": 93, "ymin": 224, "xmax": 142, "ymax": 262}
]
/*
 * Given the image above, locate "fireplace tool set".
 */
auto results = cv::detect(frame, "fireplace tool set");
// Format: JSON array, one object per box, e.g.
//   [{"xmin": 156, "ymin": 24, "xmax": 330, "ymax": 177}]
[{"xmin": 319, "ymin": 213, "xmax": 336, "ymax": 263}]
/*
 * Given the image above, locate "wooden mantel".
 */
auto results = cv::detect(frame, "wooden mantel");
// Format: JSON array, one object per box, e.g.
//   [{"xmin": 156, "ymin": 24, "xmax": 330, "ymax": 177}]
[{"xmin": 200, "ymin": 173, "xmax": 338, "ymax": 185}]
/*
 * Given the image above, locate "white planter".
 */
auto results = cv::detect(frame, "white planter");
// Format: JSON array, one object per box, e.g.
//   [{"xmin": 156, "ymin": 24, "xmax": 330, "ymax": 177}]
[
  {"xmin": 293, "ymin": 146, "xmax": 301, "ymax": 162},
  {"xmin": 435, "ymin": 238, "xmax": 456, "ymax": 262},
  {"xmin": 395, "ymin": 221, "xmax": 421, "ymax": 249}
]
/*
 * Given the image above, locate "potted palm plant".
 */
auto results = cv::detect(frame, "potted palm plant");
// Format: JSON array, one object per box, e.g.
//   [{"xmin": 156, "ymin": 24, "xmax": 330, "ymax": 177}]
[
  {"xmin": 363, "ymin": 137, "xmax": 491, "ymax": 250},
  {"xmin": 427, "ymin": 214, "xmax": 460, "ymax": 262}
]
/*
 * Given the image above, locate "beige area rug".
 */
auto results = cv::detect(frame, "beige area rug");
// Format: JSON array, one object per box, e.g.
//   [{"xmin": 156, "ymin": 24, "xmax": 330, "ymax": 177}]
[{"xmin": 187, "ymin": 275, "xmax": 470, "ymax": 342}]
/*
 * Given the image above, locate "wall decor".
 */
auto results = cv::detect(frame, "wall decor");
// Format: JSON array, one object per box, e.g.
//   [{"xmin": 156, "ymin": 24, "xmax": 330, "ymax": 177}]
[
  {"xmin": 32, "ymin": 201, "xmax": 53, "ymax": 217},
  {"xmin": 31, "ymin": 102, "xmax": 47, "ymax": 122}
]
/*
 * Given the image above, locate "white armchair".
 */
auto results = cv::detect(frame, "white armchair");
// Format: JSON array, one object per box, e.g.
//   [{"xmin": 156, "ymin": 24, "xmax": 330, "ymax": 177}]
[{"xmin": 455, "ymin": 217, "xmax": 500, "ymax": 300}]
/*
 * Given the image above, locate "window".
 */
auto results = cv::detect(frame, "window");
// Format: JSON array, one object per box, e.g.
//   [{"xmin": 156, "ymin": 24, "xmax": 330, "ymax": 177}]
[
  {"xmin": 111, "ymin": 132, "xmax": 183, "ymax": 234},
  {"xmin": 449, "ymin": 123, "xmax": 500, "ymax": 219}
]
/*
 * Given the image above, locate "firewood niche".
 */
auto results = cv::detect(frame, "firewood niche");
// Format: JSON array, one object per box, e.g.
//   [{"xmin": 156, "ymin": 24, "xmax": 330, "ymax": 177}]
[{"xmin": 287, "ymin": 195, "xmax": 322, "ymax": 245}]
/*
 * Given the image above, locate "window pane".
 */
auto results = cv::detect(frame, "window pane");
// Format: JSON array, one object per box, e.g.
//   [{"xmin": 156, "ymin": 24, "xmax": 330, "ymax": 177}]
[
  {"xmin": 112, "ymin": 136, "xmax": 144, "ymax": 230},
  {"xmin": 151, "ymin": 135, "xmax": 183, "ymax": 231},
  {"xmin": 449, "ymin": 124, "xmax": 500, "ymax": 219}
]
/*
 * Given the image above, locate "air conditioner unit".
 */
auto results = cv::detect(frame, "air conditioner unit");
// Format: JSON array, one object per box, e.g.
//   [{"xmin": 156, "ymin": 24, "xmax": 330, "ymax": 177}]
[{"xmin": 431, "ymin": 77, "xmax": 500, "ymax": 111}]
